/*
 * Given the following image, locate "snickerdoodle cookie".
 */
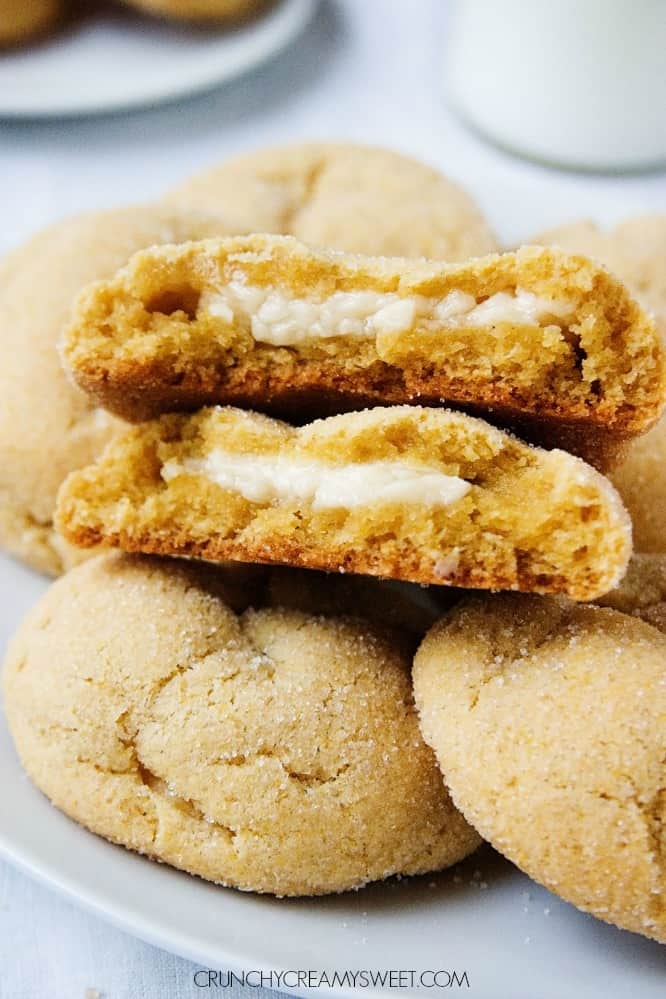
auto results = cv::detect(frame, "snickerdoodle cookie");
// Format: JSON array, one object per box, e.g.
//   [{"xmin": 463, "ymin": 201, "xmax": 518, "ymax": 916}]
[
  {"xmin": 55, "ymin": 405, "xmax": 632, "ymax": 601},
  {"xmin": 534, "ymin": 215, "xmax": 666, "ymax": 549},
  {"xmin": 61, "ymin": 235, "xmax": 665, "ymax": 466},
  {"xmin": 0, "ymin": 205, "xmax": 232, "ymax": 576},
  {"xmin": 164, "ymin": 142, "xmax": 499, "ymax": 260},
  {"xmin": 3, "ymin": 552, "xmax": 480, "ymax": 896},
  {"xmin": 413, "ymin": 594, "xmax": 666, "ymax": 943}
]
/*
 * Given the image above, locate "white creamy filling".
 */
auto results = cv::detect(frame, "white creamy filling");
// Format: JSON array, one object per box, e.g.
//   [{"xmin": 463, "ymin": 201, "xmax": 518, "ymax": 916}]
[
  {"xmin": 162, "ymin": 451, "xmax": 471, "ymax": 510},
  {"xmin": 199, "ymin": 275, "xmax": 575, "ymax": 347}
]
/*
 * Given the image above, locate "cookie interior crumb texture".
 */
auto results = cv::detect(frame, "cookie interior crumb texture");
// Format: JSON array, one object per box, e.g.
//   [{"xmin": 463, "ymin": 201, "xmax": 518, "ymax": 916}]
[
  {"xmin": 61, "ymin": 235, "xmax": 666, "ymax": 466},
  {"xmin": 413, "ymin": 593, "xmax": 666, "ymax": 943},
  {"xmin": 2, "ymin": 553, "xmax": 480, "ymax": 896},
  {"xmin": 534, "ymin": 214, "xmax": 666, "ymax": 548},
  {"xmin": 55, "ymin": 405, "xmax": 632, "ymax": 600}
]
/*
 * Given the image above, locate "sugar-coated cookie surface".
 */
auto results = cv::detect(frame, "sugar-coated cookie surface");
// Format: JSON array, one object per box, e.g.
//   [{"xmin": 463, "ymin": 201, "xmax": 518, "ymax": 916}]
[
  {"xmin": 413, "ymin": 594, "xmax": 666, "ymax": 943},
  {"xmin": 0, "ymin": 0, "xmax": 62, "ymax": 46},
  {"xmin": 534, "ymin": 215, "xmax": 666, "ymax": 549},
  {"xmin": 2, "ymin": 553, "xmax": 479, "ymax": 896},
  {"xmin": 61, "ymin": 234, "xmax": 666, "ymax": 466},
  {"xmin": 123, "ymin": 0, "xmax": 266, "ymax": 20},
  {"xmin": 596, "ymin": 553, "xmax": 666, "ymax": 633},
  {"xmin": 0, "ymin": 205, "xmax": 237, "ymax": 576},
  {"xmin": 165, "ymin": 142, "xmax": 499, "ymax": 261},
  {"xmin": 55, "ymin": 405, "xmax": 632, "ymax": 600}
]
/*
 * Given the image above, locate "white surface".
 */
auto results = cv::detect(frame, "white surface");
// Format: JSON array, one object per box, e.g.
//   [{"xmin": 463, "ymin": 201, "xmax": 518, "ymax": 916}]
[
  {"xmin": 446, "ymin": 0, "xmax": 666, "ymax": 170},
  {"xmin": 0, "ymin": 3, "xmax": 665, "ymax": 997},
  {"xmin": 0, "ymin": 0, "xmax": 313, "ymax": 118}
]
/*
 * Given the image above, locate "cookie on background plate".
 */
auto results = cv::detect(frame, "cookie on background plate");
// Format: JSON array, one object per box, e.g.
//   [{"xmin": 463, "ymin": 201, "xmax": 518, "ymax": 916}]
[
  {"xmin": 413, "ymin": 593, "xmax": 666, "ymax": 944},
  {"xmin": 3, "ymin": 553, "xmax": 480, "ymax": 896},
  {"xmin": 0, "ymin": 205, "xmax": 237, "ymax": 577},
  {"xmin": 55, "ymin": 404, "xmax": 632, "ymax": 601},
  {"xmin": 164, "ymin": 142, "xmax": 499, "ymax": 260},
  {"xmin": 534, "ymin": 214, "xmax": 666, "ymax": 552},
  {"xmin": 0, "ymin": 0, "xmax": 63, "ymax": 46},
  {"xmin": 61, "ymin": 234, "xmax": 666, "ymax": 467},
  {"xmin": 122, "ymin": 0, "xmax": 267, "ymax": 20}
]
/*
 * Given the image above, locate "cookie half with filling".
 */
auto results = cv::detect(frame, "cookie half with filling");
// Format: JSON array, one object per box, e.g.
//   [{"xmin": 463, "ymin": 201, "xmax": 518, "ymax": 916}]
[
  {"xmin": 55, "ymin": 405, "xmax": 632, "ymax": 600},
  {"xmin": 61, "ymin": 235, "xmax": 666, "ymax": 466}
]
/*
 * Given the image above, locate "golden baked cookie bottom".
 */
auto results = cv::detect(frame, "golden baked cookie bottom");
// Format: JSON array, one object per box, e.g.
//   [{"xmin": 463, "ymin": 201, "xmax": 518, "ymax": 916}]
[
  {"xmin": 62, "ymin": 235, "xmax": 666, "ymax": 467},
  {"xmin": 55, "ymin": 405, "xmax": 632, "ymax": 600}
]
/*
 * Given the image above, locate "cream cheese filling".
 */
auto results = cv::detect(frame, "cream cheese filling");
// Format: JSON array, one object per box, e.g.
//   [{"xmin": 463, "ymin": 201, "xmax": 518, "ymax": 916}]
[
  {"xmin": 199, "ymin": 276, "xmax": 576, "ymax": 347},
  {"xmin": 162, "ymin": 451, "xmax": 471, "ymax": 510}
]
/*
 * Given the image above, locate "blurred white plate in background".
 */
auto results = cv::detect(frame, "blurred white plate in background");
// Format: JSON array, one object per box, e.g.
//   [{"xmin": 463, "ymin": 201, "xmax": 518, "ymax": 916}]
[{"xmin": 0, "ymin": 0, "xmax": 313, "ymax": 118}]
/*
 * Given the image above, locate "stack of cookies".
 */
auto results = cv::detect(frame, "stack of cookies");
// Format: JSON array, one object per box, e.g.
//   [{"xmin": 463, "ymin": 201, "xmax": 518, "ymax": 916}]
[{"xmin": 2, "ymin": 144, "xmax": 665, "ymax": 945}]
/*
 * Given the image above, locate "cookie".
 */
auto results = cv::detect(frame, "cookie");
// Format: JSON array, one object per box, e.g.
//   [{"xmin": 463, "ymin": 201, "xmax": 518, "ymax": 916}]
[
  {"xmin": 122, "ymin": 0, "xmax": 266, "ymax": 21},
  {"xmin": 0, "ymin": 205, "xmax": 234, "ymax": 576},
  {"xmin": 413, "ymin": 594, "xmax": 666, "ymax": 943},
  {"xmin": 596, "ymin": 552, "xmax": 666, "ymax": 632},
  {"xmin": 0, "ymin": 0, "xmax": 62, "ymax": 46},
  {"xmin": 61, "ymin": 235, "xmax": 665, "ymax": 466},
  {"xmin": 533, "ymin": 215, "xmax": 666, "ymax": 549},
  {"xmin": 164, "ymin": 142, "xmax": 499, "ymax": 260},
  {"xmin": 534, "ymin": 215, "xmax": 666, "ymax": 320},
  {"xmin": 55, "ymin": 405, "xmax": 632, "ymax": 600},
  {"xmin": 3, "ymin": 552, "xmax": 480, "ymax": 896}
]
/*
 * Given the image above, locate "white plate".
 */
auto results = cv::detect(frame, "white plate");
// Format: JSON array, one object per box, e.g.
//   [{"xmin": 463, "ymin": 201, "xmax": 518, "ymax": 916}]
[
  {"xmin": 0, "ymin": 548, "xmax": 665, "ymax": 998},
  {"xmin": 0, "ymin": 0, "xmax": 314, "ymax": 118}
]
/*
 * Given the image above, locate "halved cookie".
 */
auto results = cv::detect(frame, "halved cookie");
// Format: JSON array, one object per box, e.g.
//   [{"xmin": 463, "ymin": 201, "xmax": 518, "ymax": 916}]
[
  {"xmin": 55, "ymin": 405, "xmax": 632, "ymax": 600},
  {"xmin": 61, "ymin": 235, "xmax": 666, "ymax": 466},
  {"xmin": 3, "ymin": 552, "xmax": 479, "ymax": 896},
  {"xmin": 413, "ymin": 594, "xmax": 666, "ymax": 943}
]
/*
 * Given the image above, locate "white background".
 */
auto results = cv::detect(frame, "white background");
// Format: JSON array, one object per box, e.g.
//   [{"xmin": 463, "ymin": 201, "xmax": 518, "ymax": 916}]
[{"xmin": 0, "ymin": 2, "xmax": 665, "ymax": 997}]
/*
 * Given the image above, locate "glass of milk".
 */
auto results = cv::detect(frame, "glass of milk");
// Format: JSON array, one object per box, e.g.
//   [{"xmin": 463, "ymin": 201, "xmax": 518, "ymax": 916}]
[{"xmin": 445, "ymin": 0, "xmax": 666, "ymax": 171}]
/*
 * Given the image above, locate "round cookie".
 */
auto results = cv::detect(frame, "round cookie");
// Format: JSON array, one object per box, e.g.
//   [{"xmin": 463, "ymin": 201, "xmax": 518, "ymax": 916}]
[
  {"xmin": 0, "ymin": 205, "xmax": 234, "ymax": 576},
  {"xmin": 164, "ymin": 142, "xmax": 499, "ymax": 260},
  {"xmin": 534, "ymin": 216, "xmax": 666, "ymax": 319},
  {"xmin": 534, "ymin": 215, "xmax": 666, "ymax": 552},
  {"xmin": 3, "ymin": 553, "xmax": 480, "ymax": 896},
  {"xmin": 122, "ymin": 0, "xmax": 265, "ymax": 21},
  {"xmin": 413, "ymin": 594, "xmax": 666, "ymax": 943},
  {"xmin": 0, "ymin": 0, "xmax": 62, "ymax": 47},
  {"xmin": 596, "ymin": 552, "xmax": 666, "ymax": 633}
]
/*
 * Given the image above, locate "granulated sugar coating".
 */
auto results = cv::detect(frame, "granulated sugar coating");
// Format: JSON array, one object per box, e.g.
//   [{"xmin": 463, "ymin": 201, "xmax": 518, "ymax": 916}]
[
  {"xmin": 413, "ymin": 593, "xmax": 666, "ymax": 943},
  {"xmin": 3, "ymin": 553, "xmax": 479, "ymax": 896}
]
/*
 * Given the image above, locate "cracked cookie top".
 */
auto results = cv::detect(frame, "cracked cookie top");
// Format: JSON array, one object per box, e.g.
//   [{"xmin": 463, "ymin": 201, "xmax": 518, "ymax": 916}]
[{"xmin": 2, "ymin": 552, "xmax": 479, "ymax": 896}]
